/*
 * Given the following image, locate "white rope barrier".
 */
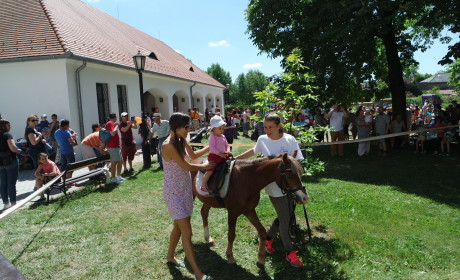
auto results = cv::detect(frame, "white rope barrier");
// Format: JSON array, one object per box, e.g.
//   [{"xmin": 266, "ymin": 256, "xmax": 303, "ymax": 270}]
[
  {"xmin": 0, "ymin": 173, "xmax": 65, "ymax": 220},
  {"xmin": 188, "ymin": 125, "xmax": 459, "ymax": 147}
]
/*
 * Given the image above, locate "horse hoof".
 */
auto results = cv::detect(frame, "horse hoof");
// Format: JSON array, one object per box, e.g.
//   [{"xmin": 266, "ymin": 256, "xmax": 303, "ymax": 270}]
[{"xmin": 205, "ymin": 237, "xmax": 216, "ymax": 247}]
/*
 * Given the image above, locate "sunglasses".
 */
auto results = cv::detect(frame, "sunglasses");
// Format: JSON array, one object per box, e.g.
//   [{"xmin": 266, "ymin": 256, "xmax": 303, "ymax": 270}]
[{"xmin": 31, "ymin": 120, "xmax": 39, "ymax": 122}]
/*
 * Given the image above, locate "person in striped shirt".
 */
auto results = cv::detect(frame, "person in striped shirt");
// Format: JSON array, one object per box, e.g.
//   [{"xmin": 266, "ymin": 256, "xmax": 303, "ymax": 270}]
[{"xmin": 81, "ymin": 123, "xmax": 107, "ymax": 170}]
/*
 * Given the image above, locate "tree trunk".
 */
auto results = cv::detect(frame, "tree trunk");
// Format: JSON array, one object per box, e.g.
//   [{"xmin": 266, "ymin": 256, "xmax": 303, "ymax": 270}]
[{"xmin": 380, "ymin": 24, "xmax": 407, "ymax": 123}]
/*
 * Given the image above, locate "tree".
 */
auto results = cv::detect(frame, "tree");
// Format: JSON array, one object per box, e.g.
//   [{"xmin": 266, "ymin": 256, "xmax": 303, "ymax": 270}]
[
  {"xmin": 246, "ymin": 0, "xmax": 459, "ymax": 119},
  {"xmin": 234, "ymin": 70, "xmax": 269, "ymax": 105},
  {"xmin": 206, "ymin": 63, "xmax": 232, "ymax": 87},
  {"xmin": 448, "ymin": 58, "xmax": 460, "ymax": 93},
  {"xmin": 253, "ymin": 49, "xmax": 324, "ymax": 176}
]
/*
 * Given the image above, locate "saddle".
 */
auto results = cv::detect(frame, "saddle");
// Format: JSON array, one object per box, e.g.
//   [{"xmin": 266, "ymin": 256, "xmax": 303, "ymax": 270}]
[{"xmin": 200, "ymin": 159, "xmax": 235, "ymax": 197}]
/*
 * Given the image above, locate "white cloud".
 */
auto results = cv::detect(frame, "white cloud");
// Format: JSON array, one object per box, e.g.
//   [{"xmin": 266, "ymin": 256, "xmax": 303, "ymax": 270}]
[
  {"xmin": 174, "ymin": 49, "xmax": 181, "ymax": 53},
  {"xmin": 208, "ymin": 40, "xmax": 230, "ymax": 47},
  {"xmin": 242, "ymin": 63, "xmax": 263, "ymax": 69}
]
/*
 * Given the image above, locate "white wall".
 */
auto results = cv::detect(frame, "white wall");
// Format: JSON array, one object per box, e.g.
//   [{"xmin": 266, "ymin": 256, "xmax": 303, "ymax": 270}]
[
  {"xmin": 0, "ymin": 58, "xmax": 224, "ymax": 159},
  {"xmin": 0, "ymin": 59, "xmax": 71, "ymax": 139}
]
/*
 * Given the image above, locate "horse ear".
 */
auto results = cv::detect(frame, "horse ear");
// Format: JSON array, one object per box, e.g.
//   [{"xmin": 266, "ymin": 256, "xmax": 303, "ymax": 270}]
[
  {"xmin": 292, "ymin": 150, "xmax": 298, "ymax": 159},
  {"xmin": 282, "ymin": 153, "xmax": 288, "ymax": 162}
]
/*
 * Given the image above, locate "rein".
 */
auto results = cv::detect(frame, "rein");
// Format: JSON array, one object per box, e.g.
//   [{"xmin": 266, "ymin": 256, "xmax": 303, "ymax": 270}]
[
  {"xmin": 279, "ymin": 159, "xmax": 312, "ymax": 242},
  {"xmin": 278, "ymin": 161, "xmax": 306, "ymax": 200}
]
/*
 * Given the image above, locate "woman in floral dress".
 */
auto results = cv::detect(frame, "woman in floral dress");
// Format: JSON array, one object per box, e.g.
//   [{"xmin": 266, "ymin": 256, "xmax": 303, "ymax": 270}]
[{"xmin": 162, "ymin": 112, "xmax": 214, "ymax": 280}]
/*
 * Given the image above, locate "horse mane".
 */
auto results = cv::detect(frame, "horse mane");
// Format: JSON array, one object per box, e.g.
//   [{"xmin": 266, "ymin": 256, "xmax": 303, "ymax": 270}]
[{"xmin": 236, "ymin": 154, "xmax": 304, "ymax": 176}]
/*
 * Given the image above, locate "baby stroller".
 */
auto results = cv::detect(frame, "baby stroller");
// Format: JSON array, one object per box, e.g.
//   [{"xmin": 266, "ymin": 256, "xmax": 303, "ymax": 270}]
[{"xmin": 16, "ymin": 138, "xmax": 34, "ymax": 170}]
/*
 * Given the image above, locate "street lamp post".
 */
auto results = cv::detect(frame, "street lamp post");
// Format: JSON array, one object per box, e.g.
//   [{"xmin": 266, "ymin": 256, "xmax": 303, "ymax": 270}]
[
  {"xmin": 133, "ymin": 51, "xmax": 149, "ymax": 168},
  {"xmin": 226, "ymin": 83, "xmax": 230, "ymax": 110},
  {"xmin": 133, "ymin": 51, "xmax": 146, "ymax": 116}
]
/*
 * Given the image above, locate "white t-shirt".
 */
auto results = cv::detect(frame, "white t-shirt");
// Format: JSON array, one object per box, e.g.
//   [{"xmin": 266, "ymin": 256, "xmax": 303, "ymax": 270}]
[
  {"xmin": 253, "ymin": 134, "xmax": 304, "ymax": 197},
  {"xmin": 242, "ymin": 111, "xmax": 251, "ymax": 123},
  {"xmin": 329, "ymin": 111, "xmax": 345, "ymax": 131}
]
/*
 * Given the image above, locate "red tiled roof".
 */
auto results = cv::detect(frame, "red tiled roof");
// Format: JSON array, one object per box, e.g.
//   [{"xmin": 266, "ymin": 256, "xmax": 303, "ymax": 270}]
[
  {"xmin": 0, "ymin": 0, "xmax": 223, "ymax": 88},
  {"xmin": 0, "ymin": 0, "xmax": 66, "ymax": 58}
]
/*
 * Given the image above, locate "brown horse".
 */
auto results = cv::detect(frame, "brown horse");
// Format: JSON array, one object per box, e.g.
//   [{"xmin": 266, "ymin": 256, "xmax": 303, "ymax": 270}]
[{"xmin": 192, "ymin": 153, "xmax": 309, "ymax": 266}]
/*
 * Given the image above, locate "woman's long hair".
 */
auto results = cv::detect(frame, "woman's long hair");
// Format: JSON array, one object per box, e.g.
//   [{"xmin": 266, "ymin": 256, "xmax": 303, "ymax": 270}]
[
  {"xmin": 169, "ymin": 112, "xmax": 190, "ymax": 158},
  {"xmin": 264, "ymin": 113, "xmax": 284, "ymax": 134}
]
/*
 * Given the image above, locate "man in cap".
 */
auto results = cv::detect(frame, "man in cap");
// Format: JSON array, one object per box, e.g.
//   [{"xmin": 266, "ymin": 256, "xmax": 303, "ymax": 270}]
[
  {"xmin": 150, "ymin": 113, "xmax": 169, "ymax": 170},
  {"xmin": 106, "ymin": 113, "xmax": 125, "ymax": 184},
  {"xmin": 36, "ymin": 114, "xmax": 50, "ymax": 138},
  {"xmin": 120, "ymin": 112, "xmax": 138, "ymax": 173}
]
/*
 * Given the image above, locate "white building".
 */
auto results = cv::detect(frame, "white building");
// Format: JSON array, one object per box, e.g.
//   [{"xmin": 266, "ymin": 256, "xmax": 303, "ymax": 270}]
[{"xmin": 0, "ymin": 0, "xmax": 224, "ymax": 146}]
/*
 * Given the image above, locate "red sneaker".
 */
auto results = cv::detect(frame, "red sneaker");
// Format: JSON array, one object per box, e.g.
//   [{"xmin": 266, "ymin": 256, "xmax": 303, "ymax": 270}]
[
  {"xmin": 286, "ymin": 251, "xmax": 303, "ymax": 267},
  {"xmin": 265, "ymin": 239, "xmax": 276, "ymax": 254}
]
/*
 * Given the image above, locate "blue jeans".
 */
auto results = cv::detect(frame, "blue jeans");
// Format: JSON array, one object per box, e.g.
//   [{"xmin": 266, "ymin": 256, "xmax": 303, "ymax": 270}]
[
  {"xmin": 60, "ymin": 153, "xmax": 75, "ymax": 171},
  {"xmin": 157, "ymin": 137, "xmax": 167, "ymax": 168},
  {"xmin": 0, "ymin": 158, "xmax": 18, "ymax": 204}
]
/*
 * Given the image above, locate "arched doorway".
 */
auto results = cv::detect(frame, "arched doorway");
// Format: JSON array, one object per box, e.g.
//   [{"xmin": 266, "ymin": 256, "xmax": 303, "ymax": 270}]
[{"xmin": 144, "ymin": 88, "xmax": 170, "ymax": 118}]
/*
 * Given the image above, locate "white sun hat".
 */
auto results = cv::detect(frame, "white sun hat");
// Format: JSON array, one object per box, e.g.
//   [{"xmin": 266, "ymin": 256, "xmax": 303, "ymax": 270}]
[{"xmin": 210, "ymin": 115, "xmax": 226, "ymax": 129}]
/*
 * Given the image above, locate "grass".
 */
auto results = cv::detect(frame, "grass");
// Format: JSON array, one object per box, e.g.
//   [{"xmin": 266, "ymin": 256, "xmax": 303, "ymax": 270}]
[{"xmin": 0, "ymin": 135, "xmax": 459, "ymax": 279}]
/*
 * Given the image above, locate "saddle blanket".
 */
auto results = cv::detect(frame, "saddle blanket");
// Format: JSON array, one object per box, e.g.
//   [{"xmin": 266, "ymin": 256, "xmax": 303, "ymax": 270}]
[{"xmin": 195, "ymin": 159, "xmax": 235, "ymax": 198}]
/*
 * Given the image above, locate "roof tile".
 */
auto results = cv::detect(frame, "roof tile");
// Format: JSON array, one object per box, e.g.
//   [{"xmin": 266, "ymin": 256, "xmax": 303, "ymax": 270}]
[{"xmin": 0, "ymin": 0, "xmax": 223, "ymax": 88}]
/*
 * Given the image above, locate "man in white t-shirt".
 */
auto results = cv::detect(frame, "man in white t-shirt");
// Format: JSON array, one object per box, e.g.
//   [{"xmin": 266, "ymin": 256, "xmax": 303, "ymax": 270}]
[{"xmin": 325, "ymin": 104, "xmax": 349, "ymax": 156}]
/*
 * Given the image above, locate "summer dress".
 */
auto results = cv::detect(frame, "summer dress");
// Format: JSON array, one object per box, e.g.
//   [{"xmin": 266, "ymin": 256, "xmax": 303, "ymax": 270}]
[{"xmin": 163, "ymin": 157, "xmax": 193, "ymax": 219}]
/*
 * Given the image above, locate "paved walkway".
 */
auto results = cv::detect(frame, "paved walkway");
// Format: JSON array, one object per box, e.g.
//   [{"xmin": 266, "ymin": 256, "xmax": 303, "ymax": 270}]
[{"xmin": 13, "ymin": 149, "xmax": 154, "ymax": 207}]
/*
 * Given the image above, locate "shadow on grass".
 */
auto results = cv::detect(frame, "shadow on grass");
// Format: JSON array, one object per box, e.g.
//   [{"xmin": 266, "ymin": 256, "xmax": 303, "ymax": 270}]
[
  {"xmin": 311, "ymin": 144, "xmax": 460, "ymax": 208},
  {"xmin": 267, "ymin": 225, "xmax": 351, "ymax": 280},
  {"xmin": 166, "ymin": 262, "xmax": 194, "ymax": 280},
  {"xmin": 12, "ymin": 201, "xmax": 64, "ymax": 264},
  {"xmin": 192, "ymin": 242, "xmax": 270, "ymax": 280}
]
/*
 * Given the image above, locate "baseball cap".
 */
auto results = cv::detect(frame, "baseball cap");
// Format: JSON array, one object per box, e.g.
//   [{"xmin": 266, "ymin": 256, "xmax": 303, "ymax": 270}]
[
  {"xmin": 41, "ymin": 114, "xmax": 47, "ymax": 118},
  {"xmin": 121, "ymin": 112, "xmax": 128, "ymax": 117},
  {"xmin": 153, "ymin": 113, "xmax": 161, "ymax": 118}
]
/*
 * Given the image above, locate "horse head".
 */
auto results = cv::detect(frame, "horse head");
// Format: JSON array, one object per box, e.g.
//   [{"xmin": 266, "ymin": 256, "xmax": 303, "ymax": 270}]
[{"xmin": 276, "ymin": 153, "xmax": 309, "ymax": 204}]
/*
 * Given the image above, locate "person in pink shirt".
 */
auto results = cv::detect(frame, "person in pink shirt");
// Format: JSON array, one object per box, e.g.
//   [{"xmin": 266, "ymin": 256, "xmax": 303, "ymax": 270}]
[
  {"xmin": 34, "ymin": 153, "xmax": 61, "ymax": 201},
  {"xmin": 200, "ymin": 115, "xmax": 230, "ymax": 194}
]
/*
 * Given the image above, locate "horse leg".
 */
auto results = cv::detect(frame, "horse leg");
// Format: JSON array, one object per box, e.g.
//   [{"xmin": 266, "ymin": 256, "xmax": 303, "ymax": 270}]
[
  {"xmin": 226, "ymin": 213, "xmax": 238, "ymax": 264},
  {"xmin": 200, "ymin": 203, "xmax": 215, "ymax": 246},
  {"xmin": 244, "ymin": 210, "xmax": 267, "ymax": 266}
]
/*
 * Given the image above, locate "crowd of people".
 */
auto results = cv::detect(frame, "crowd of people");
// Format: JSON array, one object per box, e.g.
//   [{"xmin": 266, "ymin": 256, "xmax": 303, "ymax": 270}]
[
  {"xmin": 1, "ymin": 99, "xmax": 458, "ymax": 277},
  {"xmin": 290, "ymin": 100, "xmax": 460, "ymax": 157},
  {"xmin": 0, "ymin": 111, "xmax": 174, "ymax": 210}
]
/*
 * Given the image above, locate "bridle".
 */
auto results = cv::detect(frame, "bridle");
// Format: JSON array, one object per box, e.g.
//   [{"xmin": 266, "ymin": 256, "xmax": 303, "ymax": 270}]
[
  {"xmin": 279, "ymin": 158, "xmax": 313, "ymax": 242},
  {"xmin": 278, "ymin": 159, "xmax": 306, "ymax": 200}
]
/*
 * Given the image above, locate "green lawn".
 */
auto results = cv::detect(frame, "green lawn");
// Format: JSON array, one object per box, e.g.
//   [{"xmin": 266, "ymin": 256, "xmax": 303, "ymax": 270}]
[{"xmin": 0, "ymin": 136, "xmax": 458, "ymax": 279}]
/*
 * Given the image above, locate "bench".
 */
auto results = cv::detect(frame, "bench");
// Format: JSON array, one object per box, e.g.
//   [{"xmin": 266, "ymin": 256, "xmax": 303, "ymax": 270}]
[
  {"xmin": 45, "ymin": 154, "xmax": 111, "ymax": 204},
  {"xmin": 189, "ymin": 128, "xmax": 209, "ymax": 150}
]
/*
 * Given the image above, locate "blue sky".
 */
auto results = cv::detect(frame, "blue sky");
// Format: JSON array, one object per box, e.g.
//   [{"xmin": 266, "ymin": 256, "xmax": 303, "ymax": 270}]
[{"xmin": 84, "ymin": 0, "xmax": 456, "ymax": 81}]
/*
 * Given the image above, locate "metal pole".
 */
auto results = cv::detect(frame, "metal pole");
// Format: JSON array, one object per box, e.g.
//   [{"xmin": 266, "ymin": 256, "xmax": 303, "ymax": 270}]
[{"xmin": 138, "ymin": 70, "xmax": 145, "ymax": 116}]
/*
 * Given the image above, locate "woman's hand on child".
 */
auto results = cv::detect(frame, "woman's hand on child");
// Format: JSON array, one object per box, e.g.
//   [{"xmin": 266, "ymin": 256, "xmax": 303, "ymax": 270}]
[{"xmin": 203, "ymin": 161, "xmax": 215, "ymax": 170}]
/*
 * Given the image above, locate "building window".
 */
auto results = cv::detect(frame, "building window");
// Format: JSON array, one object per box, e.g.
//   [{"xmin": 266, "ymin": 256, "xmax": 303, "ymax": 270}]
[
  {"xmin": 96, "ymin": 83, "xmax": 110, "ymax": 125},
  {"xmin": 117, "ymin": 85, "xmax": 128, "ymax": 116}
]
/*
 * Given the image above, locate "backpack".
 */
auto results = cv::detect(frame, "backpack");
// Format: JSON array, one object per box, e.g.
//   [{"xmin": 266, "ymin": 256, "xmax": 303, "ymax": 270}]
[{"xmin": 99, "ymin": 128, "xmax": 112, "ymax": 145}]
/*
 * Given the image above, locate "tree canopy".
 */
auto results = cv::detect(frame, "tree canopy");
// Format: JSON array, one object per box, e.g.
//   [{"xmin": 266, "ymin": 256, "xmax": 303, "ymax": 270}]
[
  {"xmin": 233, "ymin": 70, "xmax": 269, "ymax": 105},
  {"xmin": 448, "ymin": 58, "xmax": 460, "ymax": 94},
  {"xmin": 246, "ymin": 0, "xmax": 459, "ymax": 118},
  {"xmin": 206, "ymin": 63, "xmax": 232, "ymax": 87}
]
